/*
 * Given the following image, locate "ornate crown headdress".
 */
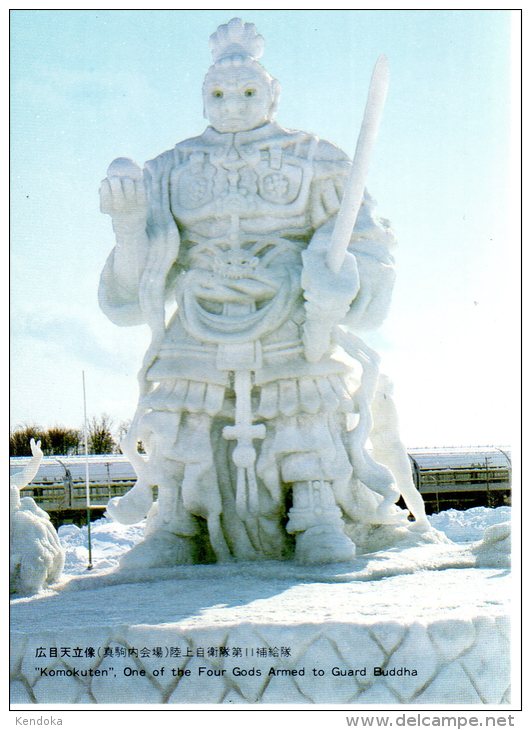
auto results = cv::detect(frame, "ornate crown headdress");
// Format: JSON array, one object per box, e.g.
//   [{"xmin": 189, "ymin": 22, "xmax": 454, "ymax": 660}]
[{"xmin": 209, "ymin": 18, "xmax": 264, "ymax": 63}]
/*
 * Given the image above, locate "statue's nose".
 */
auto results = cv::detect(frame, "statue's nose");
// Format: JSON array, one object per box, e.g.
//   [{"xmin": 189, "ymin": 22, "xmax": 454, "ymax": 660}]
[{"xmin": 222, "ymin": 95, "xmax": 245, "ymax": 115}]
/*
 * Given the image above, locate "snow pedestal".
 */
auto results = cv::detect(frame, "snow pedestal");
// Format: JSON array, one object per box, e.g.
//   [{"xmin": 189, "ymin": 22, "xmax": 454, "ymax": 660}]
[{"xmin": 10, "ymin": 541, "xmax": 510, "ymax": 706}]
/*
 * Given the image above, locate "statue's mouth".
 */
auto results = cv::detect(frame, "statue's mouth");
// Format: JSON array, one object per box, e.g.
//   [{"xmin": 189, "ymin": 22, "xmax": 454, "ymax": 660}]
[{"xmin": 212, "ymin": 250, "xmax": 260, "ymax": 279}]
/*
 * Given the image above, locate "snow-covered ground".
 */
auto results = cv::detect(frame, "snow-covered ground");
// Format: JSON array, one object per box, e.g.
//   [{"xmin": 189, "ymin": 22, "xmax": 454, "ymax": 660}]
[
  {"xmin": 428, "ymin": 505, "xmax": 511, "ymax": 542},
  {"xmin": 58, "ymin": 519, "xmax": 145, "ymax": 575},
  {"xmin": 58, "ymin": 505, "xmax": 511, "ymax": 575},
  {"xmin": 11, "ymin": 506, "xmax": 512, "ymax": 705}
]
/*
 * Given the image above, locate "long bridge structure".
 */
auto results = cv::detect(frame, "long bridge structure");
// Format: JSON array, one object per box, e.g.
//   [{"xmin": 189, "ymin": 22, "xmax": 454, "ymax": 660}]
[{"xmin": 10, "ymin": 446, "xmax": 511, "ymax": 526}]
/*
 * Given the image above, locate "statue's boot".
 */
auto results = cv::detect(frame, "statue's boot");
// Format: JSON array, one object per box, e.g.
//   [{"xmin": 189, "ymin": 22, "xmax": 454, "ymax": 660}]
[
  {"xmin": 286, "ymin": 480, "xmax": 356, "ymax": 564},
  {"xmin": 118, "ymin": 531, "xmax": 195, "ymax": 571}
]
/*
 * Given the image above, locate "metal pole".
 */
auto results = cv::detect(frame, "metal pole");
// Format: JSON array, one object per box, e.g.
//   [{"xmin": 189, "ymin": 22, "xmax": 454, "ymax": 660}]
[
  {"xmin": 82, "ymin": 371, "xmax": 93, "ymax": 570},
  {"xmin": 106, "ymin": 462, "xmax": 111, "ymax": 501},
  {"xmin": 485, "ymin": 455, "xmax": 491, "ymax": 508}
]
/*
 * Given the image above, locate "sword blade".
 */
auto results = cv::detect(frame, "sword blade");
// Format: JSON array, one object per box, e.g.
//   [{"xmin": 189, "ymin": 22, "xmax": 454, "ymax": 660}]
[{"xmin": 326, "ymin": 55, "xmax": 390, "ymax": 274}]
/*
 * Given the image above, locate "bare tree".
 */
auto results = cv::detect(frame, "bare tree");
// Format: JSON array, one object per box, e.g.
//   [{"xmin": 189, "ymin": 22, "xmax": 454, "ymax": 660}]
[
  {"xmin": 115, "ymin": 419, "xmax": 145, "ymax": 454},
  {"xmin": 87, "ymin": 414, "xmax": 116, "ymax": 455}
]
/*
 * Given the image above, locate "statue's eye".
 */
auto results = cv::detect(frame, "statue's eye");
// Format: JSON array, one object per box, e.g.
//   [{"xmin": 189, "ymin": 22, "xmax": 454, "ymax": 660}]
[
  {"xmin": 244, "ymin": 88, "xmax": 256, "ymax": 97},
  {"xmin": 212, "ymin": 90, "xmax": 224, "ymax": 98}
]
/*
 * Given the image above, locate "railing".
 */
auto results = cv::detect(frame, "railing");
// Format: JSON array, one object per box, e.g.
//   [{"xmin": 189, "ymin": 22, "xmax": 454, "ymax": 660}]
[
  {"xmin": 16, "ymin": 453, "xmax": 511, "ymax": 518},
  {"xmin": 415, "ymin": 466, "xmax": 510, "ymax": 512},
  {"xmin": 418, "ymin": 466, "xmax": 510, "ymax": 494},
  {"xmin": 21, "ymin": 481, "xmax": 136, "ymax": 512}
]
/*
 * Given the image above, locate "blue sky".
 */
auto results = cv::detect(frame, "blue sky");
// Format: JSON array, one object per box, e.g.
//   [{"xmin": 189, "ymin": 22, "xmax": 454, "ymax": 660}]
[{"xmin": 10, "ymin": 9, "xmax": 519, "ymax": 447}]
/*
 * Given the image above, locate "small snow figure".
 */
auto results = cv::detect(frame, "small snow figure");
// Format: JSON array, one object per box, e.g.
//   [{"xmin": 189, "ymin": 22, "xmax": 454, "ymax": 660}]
[
  {"xmin": 10, "ymin": 439, "xmax": 65, "ymax": 595},
  {"xmin": 472, "ymin": 521, "xmax": 511, "ymax": 568}
]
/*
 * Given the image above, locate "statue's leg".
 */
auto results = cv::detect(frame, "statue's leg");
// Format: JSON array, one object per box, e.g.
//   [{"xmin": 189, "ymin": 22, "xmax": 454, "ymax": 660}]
[
  {"xmin": 119, "ymin": 457, "xmax": 199, "ymax": 570},
  {"xmin": 266, "ymin": 397, "xmax": 357, "ymax": 564},
  {"xmin": 286, "ymin": 479, "xmax": 356, "ymax": 564}
]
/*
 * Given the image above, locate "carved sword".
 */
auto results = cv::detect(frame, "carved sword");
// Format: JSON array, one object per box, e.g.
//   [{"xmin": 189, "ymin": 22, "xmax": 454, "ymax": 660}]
[
  {"xmin": 222, "ymin": 369, "xmax": 266, "ymax": 518},
  {"xmin": 326, "ymin": 55, "xmax": 390, "ymax": 274}
]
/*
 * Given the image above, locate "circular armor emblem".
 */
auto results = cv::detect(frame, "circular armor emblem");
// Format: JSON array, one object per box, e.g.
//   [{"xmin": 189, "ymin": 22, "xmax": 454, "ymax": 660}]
[{"xmin": 262, "ymin": 172, "xmax": 290, "ymax": 201}]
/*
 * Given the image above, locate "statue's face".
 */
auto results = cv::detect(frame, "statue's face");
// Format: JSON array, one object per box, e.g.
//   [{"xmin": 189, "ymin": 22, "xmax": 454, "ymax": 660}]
[{"xmin": 203, "ymin": 65, "xmax": 276, "ymax": 133}]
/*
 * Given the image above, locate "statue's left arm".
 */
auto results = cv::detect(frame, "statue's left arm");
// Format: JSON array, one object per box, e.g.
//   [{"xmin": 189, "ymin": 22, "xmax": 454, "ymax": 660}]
[
  {"xmin": 342, "ymin": 190, "xmax": 396, "ymax": 330},
  {"xmin": 302, "ymin": 140, "xmax": 396, "ymax": 361}
]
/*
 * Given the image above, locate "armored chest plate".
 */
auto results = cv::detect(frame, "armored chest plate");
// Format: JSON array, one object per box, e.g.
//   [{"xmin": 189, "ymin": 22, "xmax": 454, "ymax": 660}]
[{"xmin": 169, "ymin": 143, "xmax": 313, "ymax": 225}]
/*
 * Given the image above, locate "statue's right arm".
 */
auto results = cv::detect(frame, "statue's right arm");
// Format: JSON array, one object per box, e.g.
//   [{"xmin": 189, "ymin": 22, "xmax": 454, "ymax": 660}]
[{"xmin": 98, "ymin": 158, "xmax": 150, "ymax": 326}]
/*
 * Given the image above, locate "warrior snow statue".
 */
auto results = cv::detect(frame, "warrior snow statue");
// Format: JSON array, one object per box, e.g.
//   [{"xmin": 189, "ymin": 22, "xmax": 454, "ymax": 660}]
[{"xmin": 99, "ymin": 18, "xmax": 430, "ymax": 567}]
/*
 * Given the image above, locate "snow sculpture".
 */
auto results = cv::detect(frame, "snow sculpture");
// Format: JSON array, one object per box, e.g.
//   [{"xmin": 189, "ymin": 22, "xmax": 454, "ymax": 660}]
[
  {"xmin": 473, "ymin": 521, "xmax": 511, "ymax": 568},
  {"xmin": 99, "ymin": 18, "xmax": 430, "ymax": 567},
  {"xmin": 10, "ymin": 439, "xmax": 65, "ymax": 594}
]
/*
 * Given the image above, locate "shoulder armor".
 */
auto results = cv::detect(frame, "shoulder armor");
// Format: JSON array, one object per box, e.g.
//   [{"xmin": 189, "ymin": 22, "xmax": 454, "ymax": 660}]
[{"xmin": 313, "ymin": 138, "xmax": 349, "ymax": 163}]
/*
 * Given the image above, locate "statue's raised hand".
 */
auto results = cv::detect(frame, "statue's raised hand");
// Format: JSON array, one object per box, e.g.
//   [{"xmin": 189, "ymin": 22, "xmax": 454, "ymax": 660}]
[
  {"xmin": 99, "ymin": 157, "xmax": 148, "ymax": 224},
  {"xmin": 29, "ymin": 438, "xmax": 43, "ymax": 459}
]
